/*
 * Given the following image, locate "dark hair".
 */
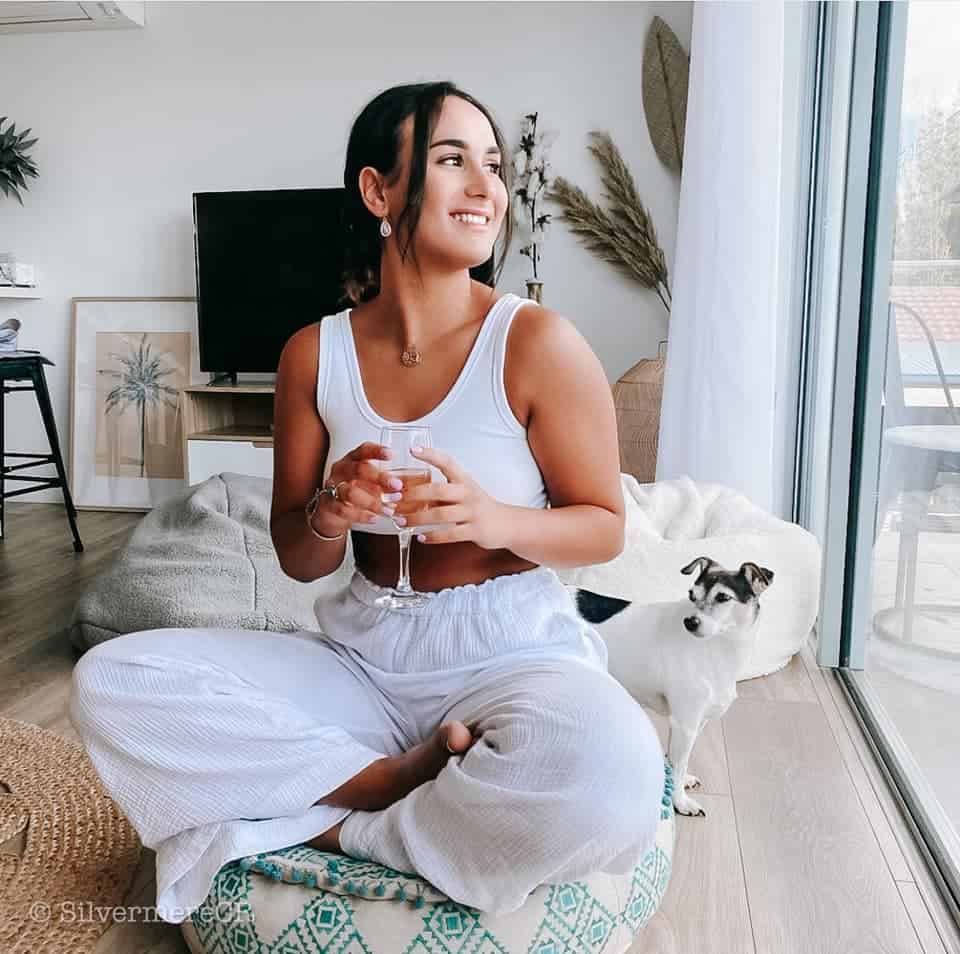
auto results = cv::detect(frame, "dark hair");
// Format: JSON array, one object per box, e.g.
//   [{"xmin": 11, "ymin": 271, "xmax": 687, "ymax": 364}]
[{"xmin": 339, "ymin": 81, "xmax": 514, "ymax": 306}]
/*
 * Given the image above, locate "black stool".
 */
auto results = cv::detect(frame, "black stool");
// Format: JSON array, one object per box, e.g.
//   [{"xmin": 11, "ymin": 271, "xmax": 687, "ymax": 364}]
[{"xmin": 0, "ymin": 352, "xmax": 83, "ymax": 552}]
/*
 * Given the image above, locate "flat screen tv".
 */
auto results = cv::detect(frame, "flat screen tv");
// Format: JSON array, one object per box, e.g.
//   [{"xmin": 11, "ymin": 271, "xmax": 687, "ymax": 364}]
[
  {"xmin": 193, "ymin": 187, "xmax": 497, "ymax": 381},
  {"xmin": 193, "ymin": 188, "xmax": 350, "ymax": 378}
]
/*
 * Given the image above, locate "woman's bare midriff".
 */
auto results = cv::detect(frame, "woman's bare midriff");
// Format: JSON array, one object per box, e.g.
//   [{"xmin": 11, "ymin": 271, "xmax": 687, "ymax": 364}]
[{"xmin": 351, "ymin": 533, "xmax": 539, "ymax": 593}]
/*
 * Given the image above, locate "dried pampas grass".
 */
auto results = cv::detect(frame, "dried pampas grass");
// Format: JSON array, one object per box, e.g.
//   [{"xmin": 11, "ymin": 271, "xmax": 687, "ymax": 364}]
[{"xmin": 547, "ymin": 132, "xmax": 671, "ymax": 313}]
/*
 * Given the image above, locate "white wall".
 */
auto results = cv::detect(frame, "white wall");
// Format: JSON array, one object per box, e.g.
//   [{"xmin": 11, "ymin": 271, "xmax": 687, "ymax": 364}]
[{"xmin": 0, "ymin": 0, "xmax": 691, "ymax": 505}]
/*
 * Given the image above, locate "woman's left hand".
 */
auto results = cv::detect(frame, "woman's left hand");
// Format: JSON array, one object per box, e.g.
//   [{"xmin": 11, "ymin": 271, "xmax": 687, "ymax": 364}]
[{"xmin": 399, "ymin": 446, "xmax": 512, "ymax": 550}]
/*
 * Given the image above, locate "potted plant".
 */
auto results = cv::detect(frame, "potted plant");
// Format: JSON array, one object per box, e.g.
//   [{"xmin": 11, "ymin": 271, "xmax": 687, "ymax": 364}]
[{"xmin": 0, "ymin": 117, "xmax": 39, "ymax": 205}]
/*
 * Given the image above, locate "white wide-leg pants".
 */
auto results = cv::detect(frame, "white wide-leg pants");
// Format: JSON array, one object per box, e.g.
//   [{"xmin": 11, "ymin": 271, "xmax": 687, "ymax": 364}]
[{"xmin": 69, "ymin": 565, "xmax": 664, "ymax": 923}]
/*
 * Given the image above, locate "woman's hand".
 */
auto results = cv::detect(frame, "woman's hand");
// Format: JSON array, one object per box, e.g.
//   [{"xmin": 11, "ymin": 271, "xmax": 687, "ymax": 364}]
[
  {"xmin": 398, "ymin": 446, "xmax": 512, "ymax": 549},
  {"xmin": 310, "ymin": 442, "xmax": 405, "ymax": 537}
]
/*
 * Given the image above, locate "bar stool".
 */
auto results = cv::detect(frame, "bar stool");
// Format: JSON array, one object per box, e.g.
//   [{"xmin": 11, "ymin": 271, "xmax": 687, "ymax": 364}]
[{"xmin": 0, "ymin": 352, "xmax": 83, "ymax": 551}]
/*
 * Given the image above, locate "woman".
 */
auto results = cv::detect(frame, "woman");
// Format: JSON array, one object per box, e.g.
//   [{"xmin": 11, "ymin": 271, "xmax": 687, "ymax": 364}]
[{"xmin": 69, "ymin": 82, "xmax": 664, "ymax": 923}]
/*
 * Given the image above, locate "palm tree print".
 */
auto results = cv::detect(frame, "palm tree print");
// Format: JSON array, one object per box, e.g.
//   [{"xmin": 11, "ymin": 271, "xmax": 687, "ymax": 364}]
[{"xmin": 98, "ymin": 333, "xmax": 181, "ymax": 478}]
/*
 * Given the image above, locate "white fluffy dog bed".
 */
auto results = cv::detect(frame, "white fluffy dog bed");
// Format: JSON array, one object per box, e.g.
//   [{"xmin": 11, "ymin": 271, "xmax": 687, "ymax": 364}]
[{"xmin": 553, "ymin": 475, "xmax": 821, "ymax": 681}]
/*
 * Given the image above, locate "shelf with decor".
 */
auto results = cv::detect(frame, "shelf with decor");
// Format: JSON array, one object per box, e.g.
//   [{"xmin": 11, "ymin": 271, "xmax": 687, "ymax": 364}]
[
  {"xmin": 180, "ymin": 384, "xmax": 275, "ymax": 485},
  {"xmin": 0, "ymin": 287, "xmax": 42, "ymax": 299}
]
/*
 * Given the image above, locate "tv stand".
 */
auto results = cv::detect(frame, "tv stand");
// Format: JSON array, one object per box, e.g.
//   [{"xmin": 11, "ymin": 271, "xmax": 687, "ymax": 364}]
[
  {"xmin": 207, "ymin": 371, "xmax": 238, "ymax": 386},
  {"xmin": 180, "ymin": 383, "xmax": 275, "ymax": 485}
]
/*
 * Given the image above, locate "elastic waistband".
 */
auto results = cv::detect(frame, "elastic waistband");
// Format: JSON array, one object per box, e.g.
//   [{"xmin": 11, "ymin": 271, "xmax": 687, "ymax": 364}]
[{"xmin": 349, "ymin": 565, "xmax": 563, "ymax": 615}]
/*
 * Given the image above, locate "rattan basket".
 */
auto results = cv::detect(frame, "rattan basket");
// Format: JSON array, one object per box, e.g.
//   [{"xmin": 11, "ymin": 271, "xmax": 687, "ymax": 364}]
[{"xmin": 613, "ymin": 341, "xmax": 666, "ymax": 484}]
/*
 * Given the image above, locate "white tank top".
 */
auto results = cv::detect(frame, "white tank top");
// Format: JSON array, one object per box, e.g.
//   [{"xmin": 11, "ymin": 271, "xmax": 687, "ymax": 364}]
[{"xmin": 317, "ymin": 292, "xmax": 549, "ymax": 535}]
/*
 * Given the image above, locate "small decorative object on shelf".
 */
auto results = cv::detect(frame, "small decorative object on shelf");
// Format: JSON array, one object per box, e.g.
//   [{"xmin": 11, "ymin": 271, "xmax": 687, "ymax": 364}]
[
  {"xmin": 0, "ymin": 317, "xmax": 21, "ymax": 352},
  {"xmin": 0, "ymin": 255, "xmax": 37, "ymax": 287},
  {"xmin": 512, "ymin": 111, "xmax": 557, "ymax": 304}
]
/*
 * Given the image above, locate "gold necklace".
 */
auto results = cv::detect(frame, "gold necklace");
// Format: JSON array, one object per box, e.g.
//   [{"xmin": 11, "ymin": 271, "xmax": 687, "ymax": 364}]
[{"xmin": 400, "ymin": 344, "xmax": 422, "ymax": 367}]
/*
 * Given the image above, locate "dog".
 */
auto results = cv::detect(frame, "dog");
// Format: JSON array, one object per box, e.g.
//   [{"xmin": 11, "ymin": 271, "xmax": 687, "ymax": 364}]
[{"xmin": 570, "ymin": 557, "xmax": 775, "ymax": 817}]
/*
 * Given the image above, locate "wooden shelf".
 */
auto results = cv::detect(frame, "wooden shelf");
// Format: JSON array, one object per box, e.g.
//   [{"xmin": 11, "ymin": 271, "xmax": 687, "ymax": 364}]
[
  {"xmin": 191, "ymin": 424, "xmax": 273, "ymax": 443},
  {"xmin": 183, "ymin": 383, "xmax": 275, "ymax": 395},
  {"xmin": 0, "ymin": 287, "xmax": 42, "ymax": 299}
]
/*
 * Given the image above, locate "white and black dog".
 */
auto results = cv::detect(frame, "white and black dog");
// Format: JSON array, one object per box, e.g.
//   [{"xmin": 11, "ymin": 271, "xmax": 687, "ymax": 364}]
[{"xmin": 570, "ymin": 557, "xmax": 775, "ymax": 817}]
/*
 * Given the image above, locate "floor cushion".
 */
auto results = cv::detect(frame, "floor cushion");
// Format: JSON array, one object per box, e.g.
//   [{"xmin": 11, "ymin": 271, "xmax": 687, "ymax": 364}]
[
  {"xmin": 180, "ymin": 757, "xmax": 675, "ymax": 954},
  {"xmin": 67, "ymin": 472, "xmax": 354, "ymax": 651},
  {"xmin": 555, "ymin": 474, "xmax": 822, "ymax": 680}
]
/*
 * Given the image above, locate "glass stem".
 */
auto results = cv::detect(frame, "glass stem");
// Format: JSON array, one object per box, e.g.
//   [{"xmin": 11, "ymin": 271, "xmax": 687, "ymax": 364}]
[{"xmin": 396, "ymin": 529, "xmax": 414, "ymax": 593}]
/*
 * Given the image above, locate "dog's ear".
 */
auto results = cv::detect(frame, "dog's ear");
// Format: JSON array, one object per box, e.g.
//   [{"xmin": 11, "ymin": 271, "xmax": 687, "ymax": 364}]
[
  {"xmin": 740, "ymin": 563, "xmax": 774, "ymax": 595},
  {"xmin": 681, "ymin": 556, "xmax": 716, "ymax": 578}
]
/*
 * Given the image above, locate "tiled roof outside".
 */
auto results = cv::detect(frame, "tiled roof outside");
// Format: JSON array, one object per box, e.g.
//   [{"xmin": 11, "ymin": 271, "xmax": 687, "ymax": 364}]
[
  {"xmin": 890, "ymin": 285, "xmax": 960, "ymax": 341},
  {"xmin": 889, "ymin": 284, "xmax": 960, "ymax": 376}
]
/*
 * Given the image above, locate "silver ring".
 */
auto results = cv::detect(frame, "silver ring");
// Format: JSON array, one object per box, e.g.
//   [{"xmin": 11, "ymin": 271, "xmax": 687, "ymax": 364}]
[{"xmin": 323, "ymin": 480, "xmax": 350, "ymax": 502}]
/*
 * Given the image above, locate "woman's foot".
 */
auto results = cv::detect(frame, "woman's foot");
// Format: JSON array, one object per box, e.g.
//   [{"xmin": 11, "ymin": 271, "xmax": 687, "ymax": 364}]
[
  {"xmin": 311, "ymin": 721, "xmax": 477, "ymax": 814},
  {"xmin": 305, "ymin": 721, "xmax": 475, "ymax": 853},
  {"xmin": 306, "ymin": 820, "xmax": 345, "ymax": 853},
  {"xmin": 392, "ymin": 720, "xmax": 475, "ymax": 801}
]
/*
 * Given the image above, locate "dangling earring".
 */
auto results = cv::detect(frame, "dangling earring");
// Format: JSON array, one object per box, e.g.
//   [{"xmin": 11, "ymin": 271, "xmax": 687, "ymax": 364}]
[{"xmin": 379, "ymin": 217, "xmax": 392, "ymax": 238}]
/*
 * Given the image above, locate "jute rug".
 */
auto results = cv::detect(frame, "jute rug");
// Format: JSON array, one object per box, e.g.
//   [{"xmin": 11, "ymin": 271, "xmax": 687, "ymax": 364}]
[{"xmin": 0, "ymin": 718, "xmax": 142, "ymax": 952}]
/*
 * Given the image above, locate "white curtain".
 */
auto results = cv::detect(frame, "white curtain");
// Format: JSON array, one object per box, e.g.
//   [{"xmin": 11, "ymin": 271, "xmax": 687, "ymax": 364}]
[{"xmin": 656, "ymin": 1, "xmax": 787, "ymax": 516}]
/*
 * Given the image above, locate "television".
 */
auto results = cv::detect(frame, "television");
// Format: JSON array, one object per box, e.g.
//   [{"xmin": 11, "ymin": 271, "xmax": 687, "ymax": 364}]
[
  {"xmin": 193, "ymin": 187, "xmax": 497, "ymax": 383},
  {"xmin": 192, "ymin": 188, "xmax": 349, "ymax": 380}
]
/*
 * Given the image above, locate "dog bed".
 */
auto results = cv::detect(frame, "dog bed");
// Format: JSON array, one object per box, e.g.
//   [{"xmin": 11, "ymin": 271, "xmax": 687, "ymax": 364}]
[
  {"xmin": 179, "ymin": 757, "xmax": 676, "ymax": 954},
  {"xmin": 554, "ymin": 474, "xmax": 821, "ymax": 679}
]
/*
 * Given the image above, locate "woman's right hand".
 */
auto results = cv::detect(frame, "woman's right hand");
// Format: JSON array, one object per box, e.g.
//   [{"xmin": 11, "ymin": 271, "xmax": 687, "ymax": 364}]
[{"xmin": 309, "ymin": 442, "xmax": 405, "ymax": 536}]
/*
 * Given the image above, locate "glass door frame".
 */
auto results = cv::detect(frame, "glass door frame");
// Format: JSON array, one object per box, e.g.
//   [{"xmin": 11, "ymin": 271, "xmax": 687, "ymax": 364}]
[{"xmin": 797, "ymin": 0, "xmax": 960, "ymax": 922}]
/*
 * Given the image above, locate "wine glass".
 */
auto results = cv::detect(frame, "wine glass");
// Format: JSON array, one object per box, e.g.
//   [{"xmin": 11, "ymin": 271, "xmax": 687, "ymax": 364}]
[{"xmin": 373, "ymin": 425, "xmax": 434, "ymax": 608}]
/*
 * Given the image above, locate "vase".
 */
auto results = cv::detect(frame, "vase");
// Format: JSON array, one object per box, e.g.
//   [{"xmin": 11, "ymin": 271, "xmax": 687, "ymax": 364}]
[
  {"xmin": 525, "ymin": 280, "xmax": 543, "ymax": 303},
  {"xmin": 612, "ymin": 341, "xmax": 667, "ymax": 484}
]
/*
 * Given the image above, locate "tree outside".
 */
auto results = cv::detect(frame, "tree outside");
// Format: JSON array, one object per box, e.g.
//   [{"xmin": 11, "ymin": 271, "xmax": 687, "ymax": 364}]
[{"xmin": 895, "ymin": 92, "xmax": 960, "ymax": 266}]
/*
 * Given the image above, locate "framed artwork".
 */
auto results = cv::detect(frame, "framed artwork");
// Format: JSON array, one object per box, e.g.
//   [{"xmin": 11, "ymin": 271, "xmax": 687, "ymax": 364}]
[{"xmin": 70, "ymin": 297, "xmax": 203, "ymax": 511}]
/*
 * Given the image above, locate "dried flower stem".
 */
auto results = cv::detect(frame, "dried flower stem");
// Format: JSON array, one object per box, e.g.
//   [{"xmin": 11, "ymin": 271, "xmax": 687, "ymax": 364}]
[
  {"xmin": 547, "ymin": 131, "xmax": 671, "ymax": 313},
  {"xmin": 512, "ymin": 111, "xmax": 555, "ymax": 281}
]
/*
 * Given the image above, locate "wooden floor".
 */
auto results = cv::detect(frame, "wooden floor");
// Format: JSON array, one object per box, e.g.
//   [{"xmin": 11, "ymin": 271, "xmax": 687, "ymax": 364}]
[{"xmin": 3, "ymin": 500, "xmax": 960, "ymax": 954}]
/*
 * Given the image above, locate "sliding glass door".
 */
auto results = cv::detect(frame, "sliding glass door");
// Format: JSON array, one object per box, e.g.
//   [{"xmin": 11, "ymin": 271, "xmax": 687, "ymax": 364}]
[{"xmin": 801, "ymin": 0, "xmax": 960, "ymax": 922}]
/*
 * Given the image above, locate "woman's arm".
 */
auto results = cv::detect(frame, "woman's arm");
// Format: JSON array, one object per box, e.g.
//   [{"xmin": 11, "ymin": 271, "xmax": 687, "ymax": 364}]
[
  {"xmin": 500, "ymin": 305, "xmax": 625, "ymax": 569},
  {"xmin": 270, "ymin": 323, "xmax": 348, "ymax": 582}
]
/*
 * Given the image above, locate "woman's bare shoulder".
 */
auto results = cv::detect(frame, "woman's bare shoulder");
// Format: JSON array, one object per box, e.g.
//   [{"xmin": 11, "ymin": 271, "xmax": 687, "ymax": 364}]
[
  {"xmin": 505, "ymin": 302, "xmax": 597, "ymax": 418},
  {"xmin": 278, "ymin": 321, "xmax": 321, "ymax": 380},
  {"xmin": 283, "ymin": 305, "xmax": 349, "ymax": 373},
  {"xmin": 508, "ymin": 300, "xmax": 571, "ymax": 346}
]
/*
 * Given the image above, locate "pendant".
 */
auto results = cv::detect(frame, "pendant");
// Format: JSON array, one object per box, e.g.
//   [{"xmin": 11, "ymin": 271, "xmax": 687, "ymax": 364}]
[{"xmin": 401, "ymin": 345, "xmax": 422, "ymax": 368}]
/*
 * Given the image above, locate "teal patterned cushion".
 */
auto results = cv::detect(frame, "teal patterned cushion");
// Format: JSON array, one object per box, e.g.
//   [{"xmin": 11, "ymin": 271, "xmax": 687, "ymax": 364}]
[{"xmin": 181, "ymin": 757, "xmax": 675, "ymax": 954}]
